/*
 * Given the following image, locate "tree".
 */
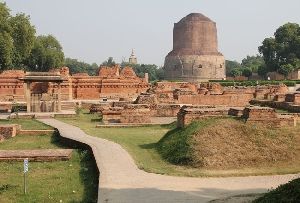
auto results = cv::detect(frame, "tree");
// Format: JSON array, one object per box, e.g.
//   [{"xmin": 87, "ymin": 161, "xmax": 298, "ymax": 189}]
[
  {"xmin": 230, "ymin": 69, "xmax": 242, "ymax": 77},
  {"xmin": 241, "ymin": 55, "xmax": 265, "ymax": 73},
  {"xmin": 9, "ymin": 13, "xmax": 36, "ymax": 67},
  {"xmin": 242, "ymin": 67, "xmax": 252, "ymax": 77},
  {"xmin": 0, "ymin": 32, "xmax": 13, "ymax": 71},
  {"xmin": 257, "ymin": 64, "xmax": 268, "ymax": 78},
  {"xmin": 0, "ymin": 3, "xmax": 13, "ymax": 71},
  {"xmin": 121, "ymin": 62, "xmax": 164, "ymax": 81},
  {"xmin": 259, "ymin": 23, "xmax": 300, "ymax": 76},
  {"xmin": 26, "ymin": 35, "xmax": 64, "ymax": 71},
  {"xmin": 225, "ymin": 60, "xmax": 242, "ymax": 76},
  {"xmin": 64, "ymin": 58, "xmax": 98, "ymax": 75},
  {"xmin": 101, "ymin": 57, "xmax": 116, "ymax": 67}
]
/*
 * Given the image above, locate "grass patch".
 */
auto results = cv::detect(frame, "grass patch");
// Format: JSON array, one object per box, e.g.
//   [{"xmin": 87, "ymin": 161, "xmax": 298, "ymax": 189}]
[
  {"xmin": 58, "ymin": 112, "xmax": 300, "ymax": 177},
  {"xmin": 253, "ymin": 178, "xmax": 300, "ymax": 202},
  {"xmin": 0, "ymin": 119, "xmax": 52, "ymax": 130},
  {"xmin": 0, "ymin": 119, "xmax": 98, "ymax": 202}
]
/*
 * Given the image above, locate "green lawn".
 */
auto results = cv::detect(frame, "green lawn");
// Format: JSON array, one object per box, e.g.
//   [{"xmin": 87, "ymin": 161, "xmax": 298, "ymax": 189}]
[
  {"xmin": 58, "ymin": 112, "xmax": 300, "ymax": 177},
  {"xmin": 0, "ymin": 119, "xmax": 52, "ymax": 130},
  {"xmin": 0, "ymin": 119, "xmax": 98, "ymax": 203}
]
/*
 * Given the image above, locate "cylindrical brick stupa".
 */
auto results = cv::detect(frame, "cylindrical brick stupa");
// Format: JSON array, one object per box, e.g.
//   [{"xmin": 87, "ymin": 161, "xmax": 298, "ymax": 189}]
[{"xmin": 164, "ymin": 13, "xmax": 226, "ymax": 82}]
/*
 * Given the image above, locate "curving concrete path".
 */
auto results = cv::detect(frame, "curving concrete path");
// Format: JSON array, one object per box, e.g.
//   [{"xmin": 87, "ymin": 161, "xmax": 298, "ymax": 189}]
[{"xmin": 39, "ymin": 118, "xmax": 300, "ymax": 203}]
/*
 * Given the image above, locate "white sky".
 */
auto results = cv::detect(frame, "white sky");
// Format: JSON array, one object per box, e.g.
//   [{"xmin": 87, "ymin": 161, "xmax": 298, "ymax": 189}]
[{"xmin": 3, "ymin": 0, "xmax": 300, "ymax": 66}]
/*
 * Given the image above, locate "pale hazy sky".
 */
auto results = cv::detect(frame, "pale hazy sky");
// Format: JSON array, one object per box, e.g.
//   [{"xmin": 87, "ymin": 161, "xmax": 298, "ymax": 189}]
[{"xmin": 3, "ymin": 0, "xmax": 300, "ymax": 66}]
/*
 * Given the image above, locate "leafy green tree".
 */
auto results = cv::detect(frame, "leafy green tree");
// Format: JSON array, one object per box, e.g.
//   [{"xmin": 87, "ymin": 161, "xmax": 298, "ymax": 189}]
[
  {"xmin": 259, "ymin": 23, "xmax": 300, "ymax": 76},
  {"xmin": 242, "ymin": 67, "xmax": 252, "ymax": 77},
  {"xmin": 26, "ymin": 35, "xmax": 64, "ymax": 71},
  {"xmin": 257, "ymin": 64, "xmax": 268, "ymax": 78},
  {"xmin": 0, "ymin": 3, "xmax": 11, "ymax": 33},
  {"xmin": 241, "ymin": 55, "xmax": 265, "ymax": 73},
  {"xmin": 230, "ymin": 69, "xmax": 242, "ymax": 77},
  {"xmin": 9, "ymin": 13, "xmax": 36, "ymax": 67},
  {"xmin": 0, "ymin": 3, "xmax": 13, "ymax": 71},
  {"xmin": 121, "ymin": 62, "xmax": 164, "ymax": 81},
  {"xmin": 101, "ymin": 57, "xmax": 116, "ymax": 67},
  {"xmin": 0, "ymin": 32, "xmax": 13, "ymax": 71},
  {"xmin": 64, "ymin": 58, "xmax": 98, "ymax": 75},
  {"xmin": 225, "ymin": 60, "xmax": 241, "ymax": 76}
]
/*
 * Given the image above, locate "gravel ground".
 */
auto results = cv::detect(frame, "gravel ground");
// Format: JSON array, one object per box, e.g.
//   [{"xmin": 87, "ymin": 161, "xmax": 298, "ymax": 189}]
[{"xmin": 39, "ymin": 118, "xmax": 300, "ymax": 203}]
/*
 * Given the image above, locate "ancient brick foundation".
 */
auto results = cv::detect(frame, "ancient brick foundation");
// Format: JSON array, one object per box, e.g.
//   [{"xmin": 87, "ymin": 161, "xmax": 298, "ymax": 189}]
[
  {"xmin": 0, "ymin": 124, "xmax": 20, "ymax": 142},
  {"xmin": 177, "ymin": 105, "xmax": 229, "ymax": 128},
  {"xmin": 120, "ymin": 104, "xmax": 151, "ymax": 123},
  {"xmin": 243, "ymin": 107, "xmax": 296, "ymax": 127}
]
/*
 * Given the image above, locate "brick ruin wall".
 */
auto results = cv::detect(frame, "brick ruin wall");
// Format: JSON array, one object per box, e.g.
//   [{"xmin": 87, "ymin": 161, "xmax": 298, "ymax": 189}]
[
  {"xmin": 177, "ymin": 106, "xmax": 229, "ymax": 127},
  {"xmin": 0, "ymin": 66, "xmax": 150, "ymax": 102},
  {"xmin": 243, "ymin": 107, "xmax": 296, "ymax": 127}
]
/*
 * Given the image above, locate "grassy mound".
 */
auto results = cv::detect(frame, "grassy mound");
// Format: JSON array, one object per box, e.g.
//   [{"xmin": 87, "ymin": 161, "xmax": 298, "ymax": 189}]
[
  {"xmin": 157, "ymin": 117, "xmax": 300, "ymax": 169},
  {"xmin": 254, "ymin": 178, "xmax": 300, "ymax": 202}
]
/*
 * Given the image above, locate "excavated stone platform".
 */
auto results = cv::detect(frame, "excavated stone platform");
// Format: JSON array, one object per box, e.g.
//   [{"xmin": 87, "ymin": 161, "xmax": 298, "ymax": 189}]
[{"xmin": 0, "ymin": 149, "xmax": 73, "ymax": 161}]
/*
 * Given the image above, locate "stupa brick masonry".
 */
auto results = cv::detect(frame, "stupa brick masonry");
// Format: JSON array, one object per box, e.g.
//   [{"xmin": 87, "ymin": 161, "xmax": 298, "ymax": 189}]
[{"xmin": 164, "ymin": 13, "xmax": 226, "ymax": 82}]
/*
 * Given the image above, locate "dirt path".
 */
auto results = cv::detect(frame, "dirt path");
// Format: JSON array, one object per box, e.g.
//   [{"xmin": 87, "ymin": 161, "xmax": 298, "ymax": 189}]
[{"xmin": 39, "ymin": 118, "xmax": 300, "ymax": 203}]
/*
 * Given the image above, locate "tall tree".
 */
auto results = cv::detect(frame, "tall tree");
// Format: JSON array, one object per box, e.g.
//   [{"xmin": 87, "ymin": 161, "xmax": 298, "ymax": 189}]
[
  {"xmin": 0, "ymin": 32, "xmax": 13, "ymax": 70},
  {"xmin": 259, "ymin": 23, "xmax": 300, "ymax": 77},
  {"xmin": 0, "ymin": 3, "xmax": 13, "ymax": 71},
  {"xmin": 9, "ymin": 13, "xmax": 36, "ymax": 67},
  {"xmin": 26, "ymin": 35, "xmax": 64, "ymax": 71}
]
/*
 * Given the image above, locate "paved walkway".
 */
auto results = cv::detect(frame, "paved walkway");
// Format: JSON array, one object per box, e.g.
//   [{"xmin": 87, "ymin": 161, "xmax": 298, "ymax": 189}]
[{"xmin": 39, "ymin": 119, "xmax": 300, "ymax": 203}]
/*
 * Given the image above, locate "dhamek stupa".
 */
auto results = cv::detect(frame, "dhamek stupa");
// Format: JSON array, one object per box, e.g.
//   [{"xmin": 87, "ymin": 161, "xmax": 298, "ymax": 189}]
[{"xmin": 164, "ymin": 13, "xmax": 226, "ymax": 82}]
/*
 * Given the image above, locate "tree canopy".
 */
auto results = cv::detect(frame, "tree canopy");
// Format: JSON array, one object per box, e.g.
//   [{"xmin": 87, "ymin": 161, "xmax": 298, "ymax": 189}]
[
  {"xmin": 259, "ymin": 23, "xmax": 300, "ymax": 76},
  {"xmin": 26, "ymin": 35, "xmax": 64, "ymax": 71},
  {"xmin": 0, "ymin": 3, "xmax": 64, "ymax": 72},
  {"xmin": 121, "ymin": 62, "xmax": 164, "ymax": 82},
  {"xmin": 101, "ymin": 57, "xmax": 116, "ymax": 67},
  {"xmin": 65, "ymin": 58, "xmax": 98, "ymax": 75}
]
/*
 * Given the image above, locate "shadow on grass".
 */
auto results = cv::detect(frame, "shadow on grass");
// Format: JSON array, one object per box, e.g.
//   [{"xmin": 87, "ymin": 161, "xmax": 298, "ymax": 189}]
[
  {"xmin": 50, "ymin": 130, "xmax": 99, "ymax": 203},
  {"xmin": 78, "ymin": 150, "xmax": 99, "ymax": 203}
]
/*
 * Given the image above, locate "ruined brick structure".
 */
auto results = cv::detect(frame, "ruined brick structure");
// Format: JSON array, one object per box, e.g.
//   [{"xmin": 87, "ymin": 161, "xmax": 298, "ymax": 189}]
[
  {"xmin": 164, "ymin": 13, "xmax": 226, "ymax": 82},
  {"xmin": 243, "ymin": 106, "xmax": 296, "ymax": 127},
  {"xmin": 0, "ymin": 65, "xmax": 150, "ymax": 102}
]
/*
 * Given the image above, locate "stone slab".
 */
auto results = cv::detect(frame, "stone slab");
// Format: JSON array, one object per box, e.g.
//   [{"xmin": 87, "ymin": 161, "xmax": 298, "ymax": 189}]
[{"xmin": 0, "ymin": 149, "xmax": 73, "ymax": 161}]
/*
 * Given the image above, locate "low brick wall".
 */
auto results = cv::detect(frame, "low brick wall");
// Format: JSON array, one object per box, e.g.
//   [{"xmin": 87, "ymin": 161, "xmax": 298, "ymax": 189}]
[
  {"xmin": 177, "ymin": 106, "xmax": 229, "ymax": 128},
  {"xmin": 250, "ymin": 100, "xmax": 300, "ymax": 113},
  {"xmin": 244, "ymin": 107, "xmax": 296, "ymax": 127},
  {"xmin": 177, "ymin": 93, "xmax": 254, "ymax": 107},
  {"xmin": 153, "ymin": 104, "xmax": 181, "ymax": 117},
  {"xmin": 120, "ymin": 104, "xmax": 151, "ymax": 123}
]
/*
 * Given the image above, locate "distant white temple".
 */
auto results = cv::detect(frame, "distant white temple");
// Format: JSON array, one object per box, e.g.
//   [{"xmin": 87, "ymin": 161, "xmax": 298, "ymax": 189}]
[{"xmin": 129, "ymin": 49, "xmax": 137, "ymax": 64}]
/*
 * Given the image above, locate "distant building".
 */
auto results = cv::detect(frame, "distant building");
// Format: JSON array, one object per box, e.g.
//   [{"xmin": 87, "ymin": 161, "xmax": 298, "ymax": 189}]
[{"xmin": 129, "ymin": 49, "xmax": 138, "ymax": 64}]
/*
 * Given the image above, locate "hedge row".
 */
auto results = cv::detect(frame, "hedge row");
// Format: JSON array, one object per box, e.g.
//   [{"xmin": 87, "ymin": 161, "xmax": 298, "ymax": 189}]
[{"xmin": 209, "ymin": 80, "xmax": 299, "ymax": 87}]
